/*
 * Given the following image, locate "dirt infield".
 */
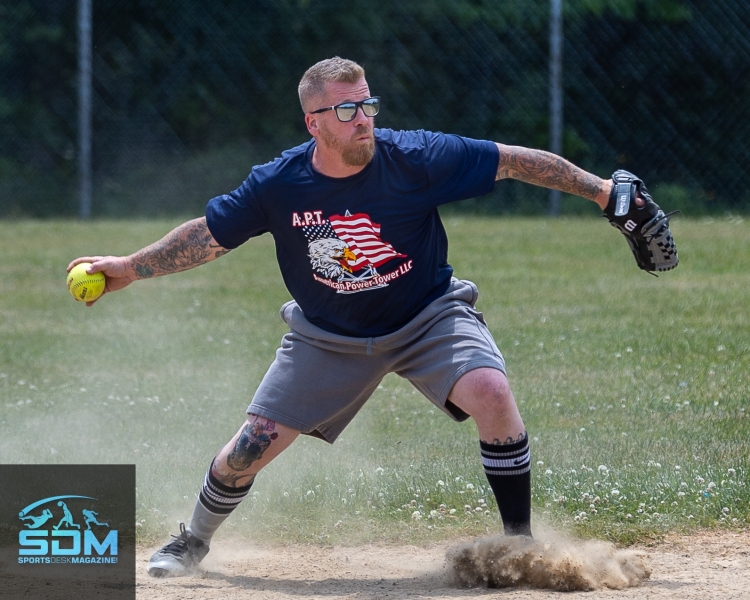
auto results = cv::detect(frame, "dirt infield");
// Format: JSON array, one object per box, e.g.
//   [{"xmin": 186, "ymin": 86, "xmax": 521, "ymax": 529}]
[{"xmin": 136, "ymin": 529, "xmax": 749, "ymax": 599}]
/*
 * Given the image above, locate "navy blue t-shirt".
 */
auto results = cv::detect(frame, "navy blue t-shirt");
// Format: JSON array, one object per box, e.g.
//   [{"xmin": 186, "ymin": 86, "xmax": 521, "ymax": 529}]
[{"xmin": 206, "ymin": 128, "xmax": 498, "ymax": 337}]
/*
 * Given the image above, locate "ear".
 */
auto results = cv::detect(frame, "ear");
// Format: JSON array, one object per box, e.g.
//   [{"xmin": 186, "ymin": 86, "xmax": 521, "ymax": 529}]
[{"xmin": 305, "ymin": 113, "xmax": 319, "ymax": 137}]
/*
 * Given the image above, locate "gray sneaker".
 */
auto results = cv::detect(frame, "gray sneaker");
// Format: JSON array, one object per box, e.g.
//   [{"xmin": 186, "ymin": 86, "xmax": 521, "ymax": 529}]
[{"xmin": 147, "ymin": 523, "xmax": 209, "ymax": 578}]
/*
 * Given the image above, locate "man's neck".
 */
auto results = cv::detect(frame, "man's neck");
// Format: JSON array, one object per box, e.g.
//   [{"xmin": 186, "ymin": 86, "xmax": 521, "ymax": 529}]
[{"xmin": 311, "ymin": 146, "xmax": 368, "ymax": 178}]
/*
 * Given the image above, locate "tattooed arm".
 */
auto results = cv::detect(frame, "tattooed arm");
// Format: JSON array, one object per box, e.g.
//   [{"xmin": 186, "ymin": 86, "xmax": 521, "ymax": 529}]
[
  {"xmin": 66, "ymin": 217, "xmax": 230, "ymax": 305},
  {"xmin": 495, "ymin": 143, "xmax": 612, "ymax": 209}
]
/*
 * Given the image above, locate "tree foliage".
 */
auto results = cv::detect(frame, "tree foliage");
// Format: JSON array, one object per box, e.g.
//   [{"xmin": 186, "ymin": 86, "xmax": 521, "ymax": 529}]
[{"xmin": 0, "ymin": 0, "xmax": 747, "ymax": 216}]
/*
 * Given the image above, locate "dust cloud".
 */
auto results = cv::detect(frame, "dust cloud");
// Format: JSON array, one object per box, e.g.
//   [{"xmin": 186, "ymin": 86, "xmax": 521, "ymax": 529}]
[{"xmin": 446, "ymin": 531, "xmax": 651, "ymax": 591}]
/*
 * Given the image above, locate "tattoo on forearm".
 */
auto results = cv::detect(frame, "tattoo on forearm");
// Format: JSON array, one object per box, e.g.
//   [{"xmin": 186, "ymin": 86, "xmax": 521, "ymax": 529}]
[
  {"xmin": 496, "ymin": 145, "xmax": 603, "ymax": 200},
  {"xmin": 130, "ymin": 218, "xmax": 230, "ymax": 279}
]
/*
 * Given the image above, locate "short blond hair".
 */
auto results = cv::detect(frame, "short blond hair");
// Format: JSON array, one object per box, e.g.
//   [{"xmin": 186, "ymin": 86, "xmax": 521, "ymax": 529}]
[{"xmin": 298, "ymin": 57, "xmax": 365, "ymax": 113}]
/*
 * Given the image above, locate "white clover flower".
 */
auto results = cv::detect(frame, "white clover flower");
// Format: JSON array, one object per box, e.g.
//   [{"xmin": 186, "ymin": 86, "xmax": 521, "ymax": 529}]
[
  {"xmin": 466, "ymin": 483, "xmax": 475, "ymax": 491},
  {"xmin": 537, "ymin": 461, "xmax": 544, "ymax": 466},
  {"xmin": 597, "ymin": 465, "xmax": 608, "ymax": 473},
  {"xmin": 411, "ymin": 511, "xmax": 422, "ymax": 520},
  {"xmin": 545, "ymin": 469, "xmax": 553, "ymax": 475},
  {"xmin": 429, "ymin": 510, "xmax": 439, "ymax": 518},
  {"xmin": 437, "ymin": 480, "xmax": 445, "ymax": 487},
  {"xmin": 707, "ymin": 482, "xmax": 716, "ymax": 491},
  {"xmin": 611, "ymin": 489, "xmax": 620, "ymax": 496},
  {"xmin": 449, "ymin": 508, "xmax": 456, "ymax": 515},
  {"xmin": 674, "ymin": 465, "xmax": 681, "ymax": 471},
  {"xmin": 728, "ymin": 468, "xmax": 737, "ymax": 475},
  {"xmin": 375, "ymin": 467, "xmax": 384, "ymax": 474}
]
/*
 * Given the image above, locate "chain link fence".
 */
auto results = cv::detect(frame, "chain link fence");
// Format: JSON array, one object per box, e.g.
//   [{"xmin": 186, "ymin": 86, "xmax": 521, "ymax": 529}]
[{"xmin": 1, "ymin": 0, "xmax": 748, "ymax": 218}]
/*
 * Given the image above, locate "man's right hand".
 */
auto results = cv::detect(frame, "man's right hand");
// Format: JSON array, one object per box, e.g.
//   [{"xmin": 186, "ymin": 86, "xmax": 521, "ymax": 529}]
[{"xmin": 66, "ymin": 256, "xmax": 135, "ymax": 306}]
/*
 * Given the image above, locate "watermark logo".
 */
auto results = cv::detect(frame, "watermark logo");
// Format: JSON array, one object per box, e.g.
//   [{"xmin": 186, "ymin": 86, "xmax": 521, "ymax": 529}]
[{"xmin": 18, "ymin": 495, "xmax": 118, "ymax": 565}]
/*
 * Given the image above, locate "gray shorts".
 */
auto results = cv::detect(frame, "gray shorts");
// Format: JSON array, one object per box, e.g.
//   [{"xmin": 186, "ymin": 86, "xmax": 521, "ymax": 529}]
[{"xmin": 247, "ymin": 278, "xmax": 506, "ymax": 443}]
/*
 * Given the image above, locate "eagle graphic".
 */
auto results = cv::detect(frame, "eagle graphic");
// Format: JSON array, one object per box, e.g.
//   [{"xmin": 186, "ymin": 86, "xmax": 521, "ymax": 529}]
[{"xmin": 308, "ymin": 238, "xmax": 358, "ymax": 279}]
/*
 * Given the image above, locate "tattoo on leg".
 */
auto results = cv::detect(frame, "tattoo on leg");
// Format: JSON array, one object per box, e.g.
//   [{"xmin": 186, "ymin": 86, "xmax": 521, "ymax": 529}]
[
  {"xmin": 482, "ymin": 431, "xmax": 527, "ymax": 445},
  {"xmin": 226, "ymin": 417, "xmax": 279, "ymax": 472},
  {"xmin": 212, "ymin": 463, "xmax": 256, "ymax": 488}
]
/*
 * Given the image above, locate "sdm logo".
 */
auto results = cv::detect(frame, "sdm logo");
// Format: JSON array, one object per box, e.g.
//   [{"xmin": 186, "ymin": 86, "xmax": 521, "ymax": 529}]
[{"xmin": 18, "ymin": 495, "xmax": 118, "ymax": 564}]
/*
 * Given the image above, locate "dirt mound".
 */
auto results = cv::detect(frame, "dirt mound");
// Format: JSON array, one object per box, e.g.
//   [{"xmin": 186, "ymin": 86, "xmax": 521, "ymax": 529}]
[{"xmin": 447, "ymin": 532, "xmax": 650, "ymax": 591}]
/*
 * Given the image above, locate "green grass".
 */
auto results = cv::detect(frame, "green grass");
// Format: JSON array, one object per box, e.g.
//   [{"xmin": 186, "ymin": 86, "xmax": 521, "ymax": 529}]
[{"xmin": 0, "ymin": 216, "xmax": 748, "ymax": 547}]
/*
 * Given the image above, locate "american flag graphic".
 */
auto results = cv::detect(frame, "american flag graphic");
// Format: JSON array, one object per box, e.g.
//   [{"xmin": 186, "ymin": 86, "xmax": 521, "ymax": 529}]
[
  {"xmin": 329, "ymin": 212, "xmax": 406, "ymax": 270},
  {"xmin": 301, "ymin": 219, "xmax": 337, "ymax": 244}
]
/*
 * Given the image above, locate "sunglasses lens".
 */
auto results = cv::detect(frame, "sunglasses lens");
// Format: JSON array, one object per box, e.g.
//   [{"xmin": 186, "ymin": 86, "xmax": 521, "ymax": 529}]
[
  {"xmin": 335, "ymin": 104, "xmax": 357, "ymax": 122},
  {"xmin": 362, "ymin": 98, "xmax": 380, "ymax": 117}
]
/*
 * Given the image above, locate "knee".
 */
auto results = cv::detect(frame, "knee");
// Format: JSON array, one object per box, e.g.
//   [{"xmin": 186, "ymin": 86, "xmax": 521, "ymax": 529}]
[
  {"xmin": 472, "ymin": 376, "xmax": 517, "ymax": 418},
  {"xmin": 450, "ymin": 368, "xmax": 518, "ymax": 419}
]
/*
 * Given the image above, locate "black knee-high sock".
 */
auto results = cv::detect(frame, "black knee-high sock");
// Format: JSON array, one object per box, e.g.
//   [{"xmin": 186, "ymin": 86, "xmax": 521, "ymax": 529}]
[
  {"xmin": 187, "ymin": 459, "xmax": 253, "ymax": 543},
  {"xmin": 480, "ymin": 434, "xmax": 532, "ymax": 536}
]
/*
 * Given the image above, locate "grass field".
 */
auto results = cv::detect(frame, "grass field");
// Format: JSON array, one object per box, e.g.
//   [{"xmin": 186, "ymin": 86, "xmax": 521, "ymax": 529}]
[{"xmin": 1, "ymin": 215, "xmax": 747, "ymax": 548}]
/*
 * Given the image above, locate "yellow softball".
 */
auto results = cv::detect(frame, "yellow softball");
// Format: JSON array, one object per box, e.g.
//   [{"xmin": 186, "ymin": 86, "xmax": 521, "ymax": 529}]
[{"xmin": 67, "ymin": 262, "xmax": 106, "ymax": 302}]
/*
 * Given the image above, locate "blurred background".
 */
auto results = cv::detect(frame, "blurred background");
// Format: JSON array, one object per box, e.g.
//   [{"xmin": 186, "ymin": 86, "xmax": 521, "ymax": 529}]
[{"xmin": 1, "ymin": 0, "xmax": 748, "ymax": 219}]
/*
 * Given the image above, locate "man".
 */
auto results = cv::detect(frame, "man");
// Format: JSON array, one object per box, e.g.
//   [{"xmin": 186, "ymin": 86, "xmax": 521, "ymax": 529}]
[{"xmin": 69, "ymin": 57, "xmax": 617, "ymax": 578}]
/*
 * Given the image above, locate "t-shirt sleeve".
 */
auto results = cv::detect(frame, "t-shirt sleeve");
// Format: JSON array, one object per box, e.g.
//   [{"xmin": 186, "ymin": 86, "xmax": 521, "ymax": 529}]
[
  {"xmin": 423, "ymin": 131, "xmax": 499, "ymax": 204},
  {"xmin": 205, "ymin": 173, "xmax": 268, "ymax": 249}
]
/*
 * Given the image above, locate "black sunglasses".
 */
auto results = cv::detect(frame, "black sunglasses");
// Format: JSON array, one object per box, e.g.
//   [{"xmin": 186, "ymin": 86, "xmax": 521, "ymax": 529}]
[{"xmin": 309, "ymin": 97, "xmax": 381, "ymax": 122}]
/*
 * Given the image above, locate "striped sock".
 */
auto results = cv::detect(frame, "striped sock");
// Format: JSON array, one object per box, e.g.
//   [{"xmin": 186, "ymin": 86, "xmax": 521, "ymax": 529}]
[
  {"xmin": 187, "ymin": 460, "xmax": 253, "ymax": 543},
  {"xmin": 480, "ymin": 433, "xmax": 532, "ymax": 536}
]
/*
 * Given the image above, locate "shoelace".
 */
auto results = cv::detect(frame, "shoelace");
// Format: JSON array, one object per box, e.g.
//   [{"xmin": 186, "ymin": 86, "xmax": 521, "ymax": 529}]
[{"xmin": 159, "ymin": 523, "xmax": 192, "ymax": 557}]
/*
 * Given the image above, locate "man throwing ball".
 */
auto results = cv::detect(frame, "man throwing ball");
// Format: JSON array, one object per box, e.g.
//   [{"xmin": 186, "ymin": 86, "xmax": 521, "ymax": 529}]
[{"xmin": 68, "ymin": 57, "xmax": 677, "ymax": 578}]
